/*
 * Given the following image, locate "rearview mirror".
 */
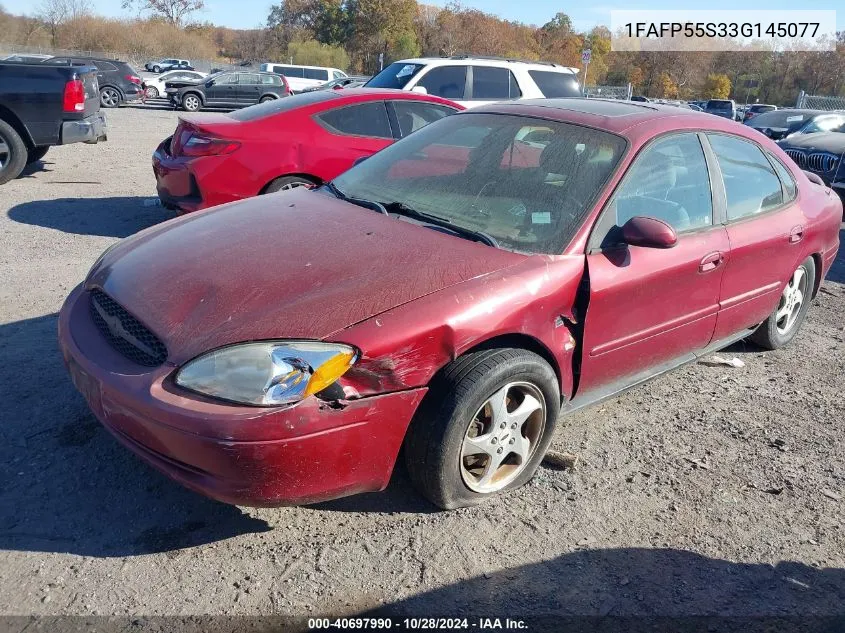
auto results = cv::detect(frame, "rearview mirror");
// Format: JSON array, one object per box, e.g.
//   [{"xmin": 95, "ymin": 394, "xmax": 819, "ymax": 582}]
[
  {"xmin": 622, "ymin": 216, "xmax": 677, "ymax": 249},
  {"xmin": 411, "ymin": 85, "xmax": 428, "ymax": 95}
]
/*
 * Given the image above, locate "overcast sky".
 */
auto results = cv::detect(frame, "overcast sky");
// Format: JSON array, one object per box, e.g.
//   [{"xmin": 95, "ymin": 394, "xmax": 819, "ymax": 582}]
[{"xmin": 5, "ymin": 0, "xmax": 843, "ymax": 31}]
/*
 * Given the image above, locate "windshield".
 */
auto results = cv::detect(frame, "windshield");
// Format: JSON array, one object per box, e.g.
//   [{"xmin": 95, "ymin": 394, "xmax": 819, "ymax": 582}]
[
  {"xmin": 332, "ymin": 113, "xmax": 626, "ymax": 255},
  {"xmin": 365, "ymin": 62, "xmax": 425, "ymax": 89}
]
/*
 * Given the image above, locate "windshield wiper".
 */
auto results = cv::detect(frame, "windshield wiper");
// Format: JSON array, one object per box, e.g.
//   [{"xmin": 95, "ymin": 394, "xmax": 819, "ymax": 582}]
[
  {"xmin": 381, "ymin": 201, "xmax": 498, "ymax": 248},
  {"xmin": 323, "ymin": 182, "xmax": 388, "ymax": 215}
]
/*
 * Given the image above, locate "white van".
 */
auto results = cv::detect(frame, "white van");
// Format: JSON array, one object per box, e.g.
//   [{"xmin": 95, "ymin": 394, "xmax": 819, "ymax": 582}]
[{"xmin": 259, "ymin": 63, "xmax": 347, "ymax": 93}]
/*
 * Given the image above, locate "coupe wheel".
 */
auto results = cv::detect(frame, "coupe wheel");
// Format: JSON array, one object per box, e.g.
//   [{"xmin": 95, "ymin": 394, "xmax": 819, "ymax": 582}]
[
  {"xmin": 182, "ymin": 94, "xmax": 201, "ymax": 112},
  {"xmin": 750, "ymin": 257, "xmax": 815, "ymax": 350},
  {"xmin": 264, "ymin": 175, "xmax": 316, "ymax": 193},
  {"xmin": 100, "ymin": 87, "xmax": 121, "ymax": 108},
  {"xmin": 404, "ymin": 348, "xmax": 560, "ymax": 509},
  {"xmin": 0, "ymin": 119, "xmax": 28, "ymax": 185},
  {"xmin": 145, "ymin": 86, "xmax": 159, "ymax": 99}
]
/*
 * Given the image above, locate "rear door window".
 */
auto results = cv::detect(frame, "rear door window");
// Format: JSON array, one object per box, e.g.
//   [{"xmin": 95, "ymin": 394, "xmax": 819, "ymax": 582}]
[
  {"xmin": 707, "ymin": 134, "xmax": 784, "ymax": 220},
  {"xmin": 315, "ymin": 102, "xmax": 392, "ymax": 138},
  {"xmin": 416, "ymin": 66, "xmax": 467, "ymax": 100},
  {"xmin": 470, "ymin": 66, "xmax": 520, "ymax": 100},
  {"xmin": 391, "ymin": 101, "xmax": 457, "ymax": 137},
  {"xmin": 528, "ymin": 71, "xmax": 581, "ymax": 98}
]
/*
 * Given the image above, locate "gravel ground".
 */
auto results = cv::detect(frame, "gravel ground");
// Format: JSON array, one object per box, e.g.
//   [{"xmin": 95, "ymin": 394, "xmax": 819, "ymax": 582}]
[{"xmin": 0, "ymin": 106, "xmax": 844, "ymax": 625}]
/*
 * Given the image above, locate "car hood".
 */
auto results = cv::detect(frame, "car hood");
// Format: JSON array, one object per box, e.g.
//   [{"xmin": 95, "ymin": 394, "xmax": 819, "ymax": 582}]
[
  {"xmin": 779, "ymin": 132, "xmax": 845, "ymax": 154},
  {"xmin": 86, "ymin": 189, "xmax": 525, "ymax": 364}
]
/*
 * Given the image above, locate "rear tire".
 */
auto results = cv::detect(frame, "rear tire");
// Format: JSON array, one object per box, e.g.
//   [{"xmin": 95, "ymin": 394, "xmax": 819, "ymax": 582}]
[
  {"xmin": 404, "ymin": 348, "xmax": 560, "ymax": 510},
  {"xmin": 264, "ymin": 175, "xmax": 317, "ymax": 193},
  {"xmin": 750, "ymin": 256, "xmax": 815, "ymax": 350},
  {"xmin": 259, "ymin": 95, "xmax": 276, "ymax": 103},
  {"xmin": 100, "ymin": 87, "xmax": 121, "ymax": 108},
  {"xmin": 26, "ymin": 146, "xmax": 49, "ymax": 165},
  {"xmin": 181, "ymin": 93, "xmax": 201, "ymax": 112},
  {"xmin": 0, "ymin": 119, "xmax": 28, "ymax": 185},
  {"xmin": 145, "ymin": 86, "xmax": 159, "ymax": 99}
]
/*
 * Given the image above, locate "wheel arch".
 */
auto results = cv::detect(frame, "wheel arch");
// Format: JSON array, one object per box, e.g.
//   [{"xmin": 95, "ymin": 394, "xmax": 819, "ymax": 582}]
[
  {"xmin": 0, "ymin": 105, "xmax": 34, "ymax": 148},
  {"xmin": 182, "ymin": 90, "xmax": 204, "ymax": 104}
]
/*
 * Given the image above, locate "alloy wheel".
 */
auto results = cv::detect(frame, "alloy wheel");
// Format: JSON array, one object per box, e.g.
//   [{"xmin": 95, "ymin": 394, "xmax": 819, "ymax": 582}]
[
  {"xmin": 775, "ymin": 267, "xmax": 807, "ymax": 335},
  {"xmin": 184, "ymin": 95, "xmax": 200, "ymax": 111},
  {"xmin": 101, "ymin": 88, "xmax": 120, "ymax": 107},
  {"xmin": 460, "ymin": 382, "xmax": 546, "ymax": 493}
]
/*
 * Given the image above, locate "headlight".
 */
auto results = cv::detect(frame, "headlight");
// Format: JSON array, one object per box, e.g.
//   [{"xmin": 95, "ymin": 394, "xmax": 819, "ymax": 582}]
[{"xmin": 175, "ymin": 341, "xmax": 358, "ymax": 406}]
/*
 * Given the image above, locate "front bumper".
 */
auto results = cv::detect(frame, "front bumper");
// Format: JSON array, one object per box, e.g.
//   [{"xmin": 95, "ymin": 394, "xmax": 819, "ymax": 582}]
[
  {"xmin": 58, "ymin": 284, "xmax": 427, "ymax": 506},
  {"xmin": 61, "ymin": 112, "xmax": 107, "ymax": 145}
]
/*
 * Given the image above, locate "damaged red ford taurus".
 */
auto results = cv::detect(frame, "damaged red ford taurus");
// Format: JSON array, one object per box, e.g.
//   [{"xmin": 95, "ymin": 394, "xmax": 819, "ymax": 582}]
[{"xmin": 59, "ymin": 99, "xmax": 842, "ymax": 509}]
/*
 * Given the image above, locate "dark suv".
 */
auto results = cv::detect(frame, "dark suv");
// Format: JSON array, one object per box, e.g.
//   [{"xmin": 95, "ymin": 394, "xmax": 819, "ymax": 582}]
[
  {"xmin": 43, "ymin": 56, "xmax": 143, "ymax": 108},
  {"xmin": 166, "ymin": 71, "xmax": 290, "ymax": 111}
]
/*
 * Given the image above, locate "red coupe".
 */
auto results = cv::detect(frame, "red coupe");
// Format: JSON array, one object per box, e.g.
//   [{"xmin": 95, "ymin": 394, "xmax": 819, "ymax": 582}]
[
  {"xmin": 61, "ymin": 99, "xmax": 842, "ymax": 509},
  {"xmin": 152, "ymin": 88, "xmax": 463, "ymax": 213}
]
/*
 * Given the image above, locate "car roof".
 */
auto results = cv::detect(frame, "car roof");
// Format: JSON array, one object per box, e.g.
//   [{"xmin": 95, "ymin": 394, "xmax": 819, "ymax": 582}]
[
  {"xmin": 469, "ymin": 98, "xmax": 744, "ymax": 136},
  {"xmin": 393, "ymin": 57, "xmax": 578, "ymax": 73}
]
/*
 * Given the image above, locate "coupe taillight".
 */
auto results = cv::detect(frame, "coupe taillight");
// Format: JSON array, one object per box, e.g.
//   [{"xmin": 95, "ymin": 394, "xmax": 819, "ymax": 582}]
[
  {"xmin": 62, "ymin": 79, "xmax": 86, "ymax": 112},
  {"xmin": 179, "ymin": 131, "xmax": 240, "ymax": 157}
]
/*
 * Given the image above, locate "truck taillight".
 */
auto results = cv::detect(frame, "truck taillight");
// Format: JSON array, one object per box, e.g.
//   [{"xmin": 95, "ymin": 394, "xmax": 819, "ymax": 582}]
[{"xmin": 63, "ymin": 79, "xmax": 86, "ymax": 112}]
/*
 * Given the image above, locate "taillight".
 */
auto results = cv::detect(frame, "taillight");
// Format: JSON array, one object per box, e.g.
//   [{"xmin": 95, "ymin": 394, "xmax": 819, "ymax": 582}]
[
  {"xmin": 126, "ymin": 75, "xmax": 142, "ymax": 85},
  {"xmin": 63, "ymin": 79, "xmax": 85, "ymax": 112},
  {"xmin": 180, "ymin": 131, "xmax": 240, "ymax": 157}
]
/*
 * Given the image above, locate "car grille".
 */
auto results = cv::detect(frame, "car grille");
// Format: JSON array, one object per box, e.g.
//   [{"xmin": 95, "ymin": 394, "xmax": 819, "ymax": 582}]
[
  {"xmin": 89, "ymin": 289, "xmax": 167, "ymax": 367},
  {"xmin": 807, "ymin": 152, "xmax": 839, "ymax": 174},
  {"xmin": 784, "ymin": 150, "xmax": 806, "ymax": 169}
]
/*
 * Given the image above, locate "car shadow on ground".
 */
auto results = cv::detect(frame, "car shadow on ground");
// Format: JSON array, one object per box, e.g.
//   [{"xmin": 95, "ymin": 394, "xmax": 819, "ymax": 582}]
[
  {"xmin": 368, "ymin": 548, "xmax": 845, "ymax": 632},
  {"xmin": 0, "ymin": 313, "xmax": 271, "ymax": 558},
  {"xmin": 17, "ymin": 159, "xmax": 53, "ymax": 179},
  {"xmin": 824, "ymin": 227, "xmax": 845, "ymax": 284},
  {"xmin": 7, "ymin": 196, "xmax": 172, "ymax": 238}
]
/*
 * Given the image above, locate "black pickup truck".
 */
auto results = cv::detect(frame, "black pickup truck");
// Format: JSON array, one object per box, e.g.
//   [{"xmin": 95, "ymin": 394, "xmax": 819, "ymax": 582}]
[{"xmin": 0, "ymin": 61, "xmax": 107, "ymax": 185}]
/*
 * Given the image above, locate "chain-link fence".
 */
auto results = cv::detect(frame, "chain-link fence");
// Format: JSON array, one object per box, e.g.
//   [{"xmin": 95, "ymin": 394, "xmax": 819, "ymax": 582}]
[
  {"xmin": 795, "ymin": 91, "xmax": 845, "ymax": 111},
  {"xmin": 583, "ymin": 84, "xmax": 633, "ymax": 100}
]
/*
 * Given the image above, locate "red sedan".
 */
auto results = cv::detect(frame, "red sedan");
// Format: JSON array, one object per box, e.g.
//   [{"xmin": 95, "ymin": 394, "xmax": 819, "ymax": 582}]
[
  {"xmin": 152, "ymin": 88, "xmax": 463, "ymax": 213},
  {"xmin": 61, "ymin": 99, "xmax": 842, "ymax": 509}
]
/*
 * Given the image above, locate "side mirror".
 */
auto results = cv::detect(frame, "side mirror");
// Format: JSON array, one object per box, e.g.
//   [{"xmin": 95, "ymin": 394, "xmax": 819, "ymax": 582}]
[
  {"xmin": 411, "ymin": 85, "xmax": 428, "ymax": 95},
  {"xmin": 206, "ymin": 79, "xmax": 215, "ymax": 87},
  {"xmin": 352, "ymin": 155, "xmax": 369, "ymax": 167},
  {"xmin": 622, "ymin": 216, "xmax": 677, "ymax": 249}
]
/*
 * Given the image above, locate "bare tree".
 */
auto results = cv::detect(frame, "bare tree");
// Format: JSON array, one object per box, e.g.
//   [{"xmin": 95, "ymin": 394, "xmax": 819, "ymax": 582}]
[
  {"xmin": 37, "ymin": 0, "xmax": 91, "ymax": 46},
  {"xmin": 121, "ymin": 0, "xmax": 205, "ymax": 28}
]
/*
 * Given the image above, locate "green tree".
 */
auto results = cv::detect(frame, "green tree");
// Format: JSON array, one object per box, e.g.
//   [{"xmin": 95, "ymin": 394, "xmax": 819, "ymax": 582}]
[{"xmin": 288, "ymin": 38, "xmax": 349, "ymax": 68}]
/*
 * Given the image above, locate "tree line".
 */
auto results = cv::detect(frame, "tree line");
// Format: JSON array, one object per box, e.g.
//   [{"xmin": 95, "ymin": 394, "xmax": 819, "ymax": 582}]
[{"xmin": 2, "ymin": 0, "xmax": 844, "ymax": 105}]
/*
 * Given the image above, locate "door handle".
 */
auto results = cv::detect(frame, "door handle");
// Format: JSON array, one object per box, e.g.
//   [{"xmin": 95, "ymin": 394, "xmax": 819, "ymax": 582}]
[
  {"xmin": 789, "ymin": 225, "xmax": 804, "ymax": 243},
  {"xmin": 699, "ymin": 251, "xmax": 724, "ymax": 273}
]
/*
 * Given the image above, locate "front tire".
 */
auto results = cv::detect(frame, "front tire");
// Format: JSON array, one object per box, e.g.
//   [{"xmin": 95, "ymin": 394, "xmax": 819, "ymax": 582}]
[
  {"xmin": 0, "ymin": 119, "xmax": 28, "ymax": 185},
  {"xmin": 750, "ymin": 256, "xmax": 815, "ymax": 350},
  {"xmin": 181, "ymin": 93, "xmax": 201, "ymax": 112},
  {"xmin": 100, "ymin": 87, "xmax": 121, "ymax": 108},
  {"xmin": 153, "ymin": 65, "xmax": 161, "ymax": 73},
  {"xmin": 404, "ymin": 348, "xmax": 560, "ymax": 509}
]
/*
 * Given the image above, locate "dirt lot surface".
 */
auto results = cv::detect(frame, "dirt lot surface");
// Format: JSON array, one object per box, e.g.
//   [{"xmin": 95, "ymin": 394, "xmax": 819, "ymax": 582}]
[{"xmin": 1, "ymin": 106, "xmax": 844, "ymax": 624}]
